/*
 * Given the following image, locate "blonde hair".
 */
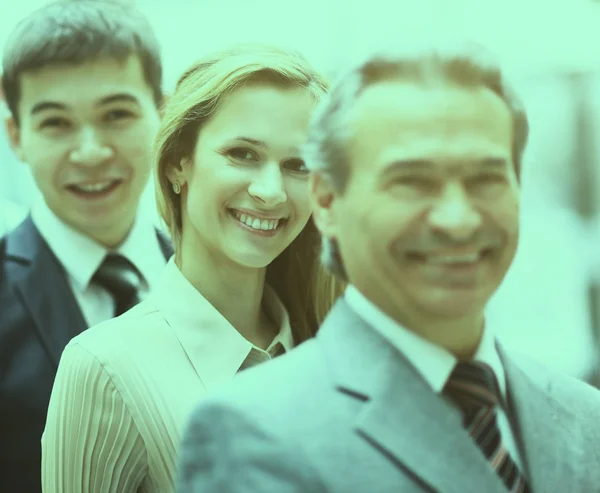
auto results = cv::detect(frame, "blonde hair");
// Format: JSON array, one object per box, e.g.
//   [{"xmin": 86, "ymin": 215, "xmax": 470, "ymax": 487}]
[
  {"xmin": 154, "ymin": 43, "xmax": 346, "ymax": 343},
  {"xmin": 303, "ymin": 40, "xmax": 530, "ymax": 280}
]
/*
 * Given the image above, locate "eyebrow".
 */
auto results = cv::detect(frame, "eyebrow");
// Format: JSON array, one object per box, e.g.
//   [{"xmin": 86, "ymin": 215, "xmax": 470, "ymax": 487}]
[
  {"xmin": 30, "ymin": 93, "xmax": 141, "ymax": 116},
  {"xmin": 384, "ymin": 157, "xmax": 509, "ymax": 173},
  {"xmin": 230, "ymin": 136, "xmax": 301, "ymax": 154}
]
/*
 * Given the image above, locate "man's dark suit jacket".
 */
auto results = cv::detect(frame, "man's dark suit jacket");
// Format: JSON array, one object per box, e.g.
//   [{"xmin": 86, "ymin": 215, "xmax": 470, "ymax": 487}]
[{"xmin": 0, "ymin": 216, "xmax": 172, "ymax": 493}]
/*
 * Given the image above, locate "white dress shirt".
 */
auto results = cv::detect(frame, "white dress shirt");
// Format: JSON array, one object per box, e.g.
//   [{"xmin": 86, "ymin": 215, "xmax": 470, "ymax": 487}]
[
  {"xmin": 344, "ymin": 285, "xmax": 524, "ymax": 469},
  {"xmin": 31, "ymin": 197, "xmax": 167, "ymax": 327},
  {"xmin": 0, "ymin": 197, "xmax": 26, "ymax": 236},
  {"xmin": 42, "ymin": 258, "xmax": 294, "ymax": 493}
]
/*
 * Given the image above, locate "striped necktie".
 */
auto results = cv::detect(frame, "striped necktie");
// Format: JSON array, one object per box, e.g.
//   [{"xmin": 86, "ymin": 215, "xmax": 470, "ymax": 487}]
[
  {"xmin": 444, "ymin": 361, "xmax": 530, "ymax": 493},
  {"xmin": 238, "ymin": 342, "xmax": 286, "ymax": 372},
  {"xmin": 92, "ymin": 254, "xmax": 142, "ymax": 317}
]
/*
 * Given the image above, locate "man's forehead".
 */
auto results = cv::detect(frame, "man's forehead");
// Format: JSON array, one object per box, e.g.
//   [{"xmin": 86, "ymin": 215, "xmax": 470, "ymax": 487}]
[
  {"xmin": 18, "ymin": 56, "xmax": 149, "ymax": 107},
  {"xmin": 345, "ymin": 81, "xmax": 513, "ymax": 168},
  {"xmin": 353, "ymin": 80, "xmax": 506, "ymax": 127}
]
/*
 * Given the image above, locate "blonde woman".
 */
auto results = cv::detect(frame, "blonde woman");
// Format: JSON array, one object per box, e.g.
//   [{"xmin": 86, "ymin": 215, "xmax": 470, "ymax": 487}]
[{"xmin": 41, "ymin": 44, "xmax": 343, "ymax": 493}]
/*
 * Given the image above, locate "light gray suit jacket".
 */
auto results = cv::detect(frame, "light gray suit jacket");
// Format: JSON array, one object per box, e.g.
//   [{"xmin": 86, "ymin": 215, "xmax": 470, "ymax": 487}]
[{"xmin": 177, "ymin": 299, "xmax": 600, "ymax": 493}]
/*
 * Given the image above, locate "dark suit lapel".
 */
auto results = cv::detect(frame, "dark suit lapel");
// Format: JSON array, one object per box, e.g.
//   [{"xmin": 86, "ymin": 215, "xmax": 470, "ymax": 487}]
[
  {"xmin": 499, "ymin": 345, "xmax": 584, "ymax": 493},
  {"xmin": 155, "ymin": 229, "xmax": 173, "ymax": 260},
  {"xmin": 6, "ymin": 217, "xmax": 87, "ymax": 369},
  {"xmin": 319, "ymin": 300, "xmax": 507, "ymax": 493}
]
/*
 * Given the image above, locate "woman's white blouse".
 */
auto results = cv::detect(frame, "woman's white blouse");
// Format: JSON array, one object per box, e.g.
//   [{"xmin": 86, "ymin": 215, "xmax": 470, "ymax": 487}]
[{"xmin": 41, "ymin": 258, "xmax": 293, "ymax": 493}]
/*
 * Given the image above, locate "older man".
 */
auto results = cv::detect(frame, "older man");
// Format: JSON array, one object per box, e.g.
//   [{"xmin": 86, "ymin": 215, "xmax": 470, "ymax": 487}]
[{"xmin": 176, "ymin": 42, "xmax": 600, "ymax": 493}]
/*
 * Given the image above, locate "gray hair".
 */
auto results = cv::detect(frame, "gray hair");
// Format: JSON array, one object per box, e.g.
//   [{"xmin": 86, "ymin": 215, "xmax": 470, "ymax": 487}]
[{"xmin": 303, "ymin": 40, "xmax": 529, "ymax": 281}]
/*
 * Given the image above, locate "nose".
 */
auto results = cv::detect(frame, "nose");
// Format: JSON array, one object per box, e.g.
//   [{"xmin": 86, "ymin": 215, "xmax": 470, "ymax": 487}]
[
  {"xmin": 427, "ymin": 183, "xmax": 482, "ymax": 241},
  {"xmin": 69, "ymin": 127, "xmax": 114, "ymax": 166},
  {"xmin": 248, "ymin": 165, "xmax": 287, "ymax": 207}
]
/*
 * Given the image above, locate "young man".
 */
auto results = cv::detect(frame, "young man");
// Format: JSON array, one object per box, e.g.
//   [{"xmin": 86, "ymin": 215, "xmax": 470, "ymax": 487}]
[
  {"xmin": 176, "ymin": 42, "xmax": 600, "ymax": 493},
  {"xmin": 0, "ymin": 1, "xmax": 171, "ymax": 491}
]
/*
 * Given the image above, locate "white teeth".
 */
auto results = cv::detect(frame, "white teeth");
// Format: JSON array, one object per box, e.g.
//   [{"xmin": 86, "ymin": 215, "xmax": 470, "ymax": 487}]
[
  {"xmin": 233, "ymin": 211, "xmax": 280, "ymax": 231},
  {"xmin": 74, "ymin": 181, "xmax": 114, "ymax": 193},
  {"xmin": 426, "ymin": 253, "xmax": 480, "ymax": 264}
]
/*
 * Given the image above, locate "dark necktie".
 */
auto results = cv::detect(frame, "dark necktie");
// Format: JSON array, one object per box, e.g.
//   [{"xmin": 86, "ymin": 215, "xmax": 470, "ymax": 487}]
[
  {"xmin": 92, "ymin": 253, "xmax": 142, "ymax": 317},
  {"xmin": 444, "ymin": 361, "xmax": 530, "ymax": 493},
  {"xmin": 238, "ymin": 342, "xmax": 286, "ymax": 372}
]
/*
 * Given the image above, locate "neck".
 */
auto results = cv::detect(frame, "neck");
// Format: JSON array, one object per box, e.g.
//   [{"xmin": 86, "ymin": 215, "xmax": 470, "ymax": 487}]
[
  {"xmin": 409, "ymin": 313, "xmax": 485, "ymax": 361},
  {"xmin": 178, "ymin": 235, "xmax": 276, "ymax": 349},
  {"xmin": 91, "ymin": 223, "xmax": 135, "ymax": 249},
  {"xmin": 368, "ymin": 292, "xmax": 485, "ymax": 360},
  {"xmin": 55, "ymin": 204, "xmax": 137, "ymax": 249}
]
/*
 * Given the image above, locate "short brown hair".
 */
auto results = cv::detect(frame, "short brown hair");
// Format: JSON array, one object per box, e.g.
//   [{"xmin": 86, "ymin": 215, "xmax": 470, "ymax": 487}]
[
  {"xmin": 2, "ymin": 0, "xmax": 163, "ymax": 125},
  {"xmin": 303, "ymin": 40, "xmax": 530, "ymax": 280},
  {"xmin": 154, "ymin": 43, "xmax": 345, "ymax": 343}
]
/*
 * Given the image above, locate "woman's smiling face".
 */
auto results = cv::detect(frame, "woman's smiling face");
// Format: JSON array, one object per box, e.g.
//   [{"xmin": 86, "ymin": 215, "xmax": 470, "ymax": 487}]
[{"xmin": 176, "ymin": 82, "xmax": 316, "ymax": 268}]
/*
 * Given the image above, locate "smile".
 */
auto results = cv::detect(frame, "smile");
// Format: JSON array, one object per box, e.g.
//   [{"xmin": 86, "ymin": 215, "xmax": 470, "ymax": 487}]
[
  {"xmin": 409, "ymin": 249, "xmax": 492, "ymax": 265},
  {"xmin": 229, "ymin": 209, "xmax": 287, "ymax": 233},
  {"xmin": 424, "ymin": 252, "xmax": 482, "ymax": 264},
  {"xmin": 67, "ymin": 179, "xmax": 122, "ymax": 198}
]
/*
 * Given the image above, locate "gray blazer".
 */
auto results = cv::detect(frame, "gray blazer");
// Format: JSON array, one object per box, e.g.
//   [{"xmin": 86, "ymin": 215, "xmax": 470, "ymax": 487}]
[{"xmin": 177, "ymin": 299, "xmax": 600, "ymax": 493}]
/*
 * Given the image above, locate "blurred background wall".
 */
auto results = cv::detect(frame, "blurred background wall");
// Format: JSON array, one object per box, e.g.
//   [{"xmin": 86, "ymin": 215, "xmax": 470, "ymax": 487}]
[{"xmin": 2, "ymin": 0, "xmax": 600, "ymax": 383}]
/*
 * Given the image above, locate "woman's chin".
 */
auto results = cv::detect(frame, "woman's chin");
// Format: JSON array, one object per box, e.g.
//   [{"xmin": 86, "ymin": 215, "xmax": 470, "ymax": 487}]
[{"xmin": 227, "ymin": 249, "xmax": 280, "ymax": 270}]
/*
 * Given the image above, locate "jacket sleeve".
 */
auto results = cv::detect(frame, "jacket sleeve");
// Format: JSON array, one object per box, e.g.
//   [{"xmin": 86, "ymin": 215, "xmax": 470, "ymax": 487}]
[
  {"xmin": 41, "ymin": 342, "xmax": 147, "ymax": 493},
  {"xmin": 177, "ymin": 399, "xmax": 328, "ymax": 493}
]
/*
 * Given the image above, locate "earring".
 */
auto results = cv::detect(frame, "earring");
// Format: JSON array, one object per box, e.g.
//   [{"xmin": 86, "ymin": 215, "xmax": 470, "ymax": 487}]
[{"xmin": 172, "ymin": 181, "xmax": 181, "ymax": 194}]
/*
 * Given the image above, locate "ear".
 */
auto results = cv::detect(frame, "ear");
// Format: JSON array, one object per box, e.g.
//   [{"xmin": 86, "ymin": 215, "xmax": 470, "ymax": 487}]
[
  {"xmin": 165, "ymin": 157, "xmax": 191, "ymax": 188},
  {"xmin": 309, "ymin": 171, "xmax": 339, "ymax": 239},
  {"xmin": 4, "ymin": 115, "xmax": 26, "ymax": 162}
]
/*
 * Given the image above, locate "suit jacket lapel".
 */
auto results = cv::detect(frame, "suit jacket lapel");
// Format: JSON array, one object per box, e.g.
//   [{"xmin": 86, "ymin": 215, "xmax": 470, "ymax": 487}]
[
  {"xmin": 499, "ymin": 345, "xmax": 584, "ymax": 492},
  {"xmin": 155, "ymin": 229, "xmax": 173, "ymax": 260},
  {"xmin": 319, "ymin": 300, "xmax": 507, "ymax": 493},
  {"xmin": 6, "ymin": 217, "xmax": 87, "ymax": 369}
]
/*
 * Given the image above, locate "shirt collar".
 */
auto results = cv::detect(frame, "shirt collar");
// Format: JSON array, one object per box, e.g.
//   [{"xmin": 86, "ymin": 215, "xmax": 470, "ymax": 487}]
[
  {"xmin": 151, "ymin": 258, "xmax": 294, "ymax": 390},
  {"xmin": 344, "ymin": 284, "xmax": 508, "ymax": 401},
  {"xmin": 474, "ymin": 315, "xmax": 508, "ymax": 399},
  {"xmin": 117, "ymin": 212, "xmax": 166, "ymax": 290},
  {"xmin": 31, "ymin": 197, "xmax": 105, "ymax": 290},
  {"xmin": 262, "ymin": 287, "xmax": 294, "ymax": 353},
  {"xmin": 31, "ymin": 197, "xmax": 164, "ymax": 290}
]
